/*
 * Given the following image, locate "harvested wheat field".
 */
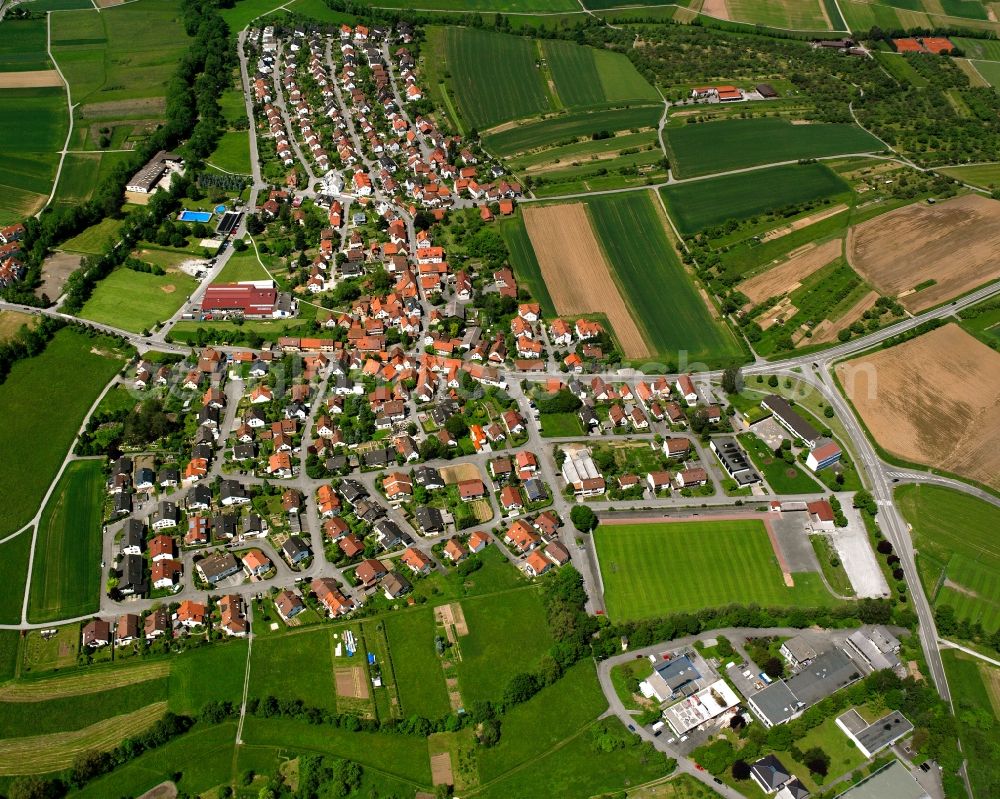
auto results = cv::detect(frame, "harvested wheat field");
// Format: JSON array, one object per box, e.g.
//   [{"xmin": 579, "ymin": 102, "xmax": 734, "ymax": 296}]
[
  {"xmin": 523, "ymin": 204, "xmax": 649, "ymax": 358},
  {"xmin": 837, "ymin": 324, "xmax": 1000, "ymax": 490},
  {"xmin": 335, "ymin": 666, "xmax": 369, "ymax": 700},
  {"xmin": 738, "ymin": 238, "xmax": 842, "ymax": 305},
  {"xmin": 0, "ymin": 70, "xmax": 63, "ymax": 89},
  {"xmin": 848, "ymin": 194, "xmax": 1000, "ymax": 312}
]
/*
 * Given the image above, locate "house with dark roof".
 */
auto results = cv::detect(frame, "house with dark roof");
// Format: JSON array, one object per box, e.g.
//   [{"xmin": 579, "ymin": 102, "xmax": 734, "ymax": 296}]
[{"xmin": 750, "ymin": 755, "xmax": 791, "ymax": 794}]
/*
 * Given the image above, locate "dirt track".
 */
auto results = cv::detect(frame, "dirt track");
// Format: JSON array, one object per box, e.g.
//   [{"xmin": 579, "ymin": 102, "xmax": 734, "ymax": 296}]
[
  {"xmin": 848, "ymin": 194, "xmax": 1000, "ymax": 312},
  {"xmin": 738, "ymin": 238, "xmax": 843, "ymax": 305},
  {"xmin": 837, "ymin": 324, "xmax": 1000, "ymax": 490},
  {"xmin": 523, "ymin": 204, "xmax": 650, "ymax": 359},
  {"xmin": 0, "ymin": 70, "xmax": 63, "ymax": 88}
]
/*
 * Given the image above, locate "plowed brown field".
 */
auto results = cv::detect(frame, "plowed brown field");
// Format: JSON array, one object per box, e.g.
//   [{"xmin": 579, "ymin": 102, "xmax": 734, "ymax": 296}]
[
  {"xmin": 837, "ymin": 324, "xmax": 1000, "ymax": 490},
  {"xmin": 523, "ymin": 204, "xmax": 649, "ymax": 358},
  {"xmin": 848, "ymin": 195, "xmax": 1000, "ymax": 312},
  {"xmin": 738, "ymin": 238, "xmax": 843, "ymax": 305}
]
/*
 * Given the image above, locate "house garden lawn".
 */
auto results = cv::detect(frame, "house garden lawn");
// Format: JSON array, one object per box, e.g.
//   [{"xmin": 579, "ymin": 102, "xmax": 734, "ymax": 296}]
[
  {"xmin": 896, "ymin": 484, "xmax": 1000, "ymax": 633},
  {"xmin": 167, "ymin": 639, "xmax": 249, "ymax": 714},
  {"xmin": 454, "ymin": 587, "xmax": 554, "ymax": 706},
  {"xmin": 477, "ymin": 659, "xmax": 608, "ymax": 782},
  {"xmin": 500, "ymin": 215, "xmax": 556, "ymax": 317},
  {"xmin": 585, "ymin": 191, "xmax": 745, "ymax": 365},
  {"xmin": 59, "ymin": 217, "xmax": 124, "ymax": 255},
  {"xmin": 71, "ymin": 722, "xmax": 237, "ymax": 799},
  {"xmin": 609, "ymin": 657, "xmax": 654, "ymax": 711},
  {"xmin": 441, "ymin": 26, "xmax": 550, "ymax": 130},
  {"xmin": 539, "ymin": 412, "xmax": 584, "ymax": 437},
  {"xmin": 20, "ymin": 623, "xmax": 80, "ymax": 674},
  {"xmin": 0, "ymin": 533, "xmax": 31, "ymax": 625},
  {"xmin": 939, "ymin": 162, "xmax": 1000, "ymax": 189},
  {"xmin": 206, "ymin": 130, "xmax": 252, "ymax": 174},
  {"xmin": 0, "ymin": 328, "xmax": 126, "ymax": 539},
  {"xmin": 240, "ymin": 716, "xmax": 433, "ymax": 786},
  {"xmin": 665, "ymin": 118, "xmax": 882, "ymax": 179},
  {"xmin": 0, "ymin": 87, "xmax": 68, "ymax": 225},
  {"xmin": 483, "ymin": 105, "xmax": 661, "ymax": 157},
  {"xmin": 475, "ymin": 716, "xmax": 673, "ymax": 799},
  {"xmin": 595, "ymin": 521, "xmax": 837, "ymax": 621},
  {"xmin": 27, "ymin": 460, "xmax": 106, "ymax": 623},
  {"xmin": 248, "ymin": 627, "xmax": 337, "ymax": 710},
  {"xmin": 0, "ymin": 19, "xmax": 50, "ymax": 71},
  {"xmin": 382, "ymin": 608, "xmax": 451, "ymax": 719},
  {"xmin": 737, "ymin": 432, "xmax": 823, "ymax": 494},
  {"xmin": 942, "ymin": 649, "xmax": 1000, "ymax": 799},
  {"xmin": 660, "ymin": 163, "xmax": 850, "ymax": 235},
  {"xmin": 0, "ymin": 677, "xmax": 168, "ymax": 739},
  {"xmin": 78, "ymin": 267, "xmax": 198, "ymax": 333}
]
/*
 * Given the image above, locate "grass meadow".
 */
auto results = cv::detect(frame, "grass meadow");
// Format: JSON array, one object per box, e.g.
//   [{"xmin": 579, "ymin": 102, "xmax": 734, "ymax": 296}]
[
  {"xmin": 79, "ymin": 267, "xmax": 198, "ymax": 333},
  {"xmin": 661, "ymin": 162, "xmax": 850, "ymax": 234},
  {"xmin": 484, "ymin": 105, "xmax": 661, "ymax": 156},
  {"xmin": 738, "ymin": 433, "xmax": 823, "ymax": 493},
  {"xmin": 27, "ymin": 460, "xmax": 105, "ymax": 623},
  {"xmin": 585, "ymin": 191, "xmax": 744, "ymax": 365},
  {"xmin": 0, "ymin": 533, "xmax": 31, "ymax": 625},
  {"xmin": 0, "ymin": 88, "xmax": 68, "ymax": 224},
  {"xmin": 248, "ymin": 627, "xmax": 337, "ymax": 710},
  {"xmin": 0, "ymin": 329, "xmax": 125, "ymax": 539},
  {"xmin": 206, "ymin": 130, "xmax": 252, "ymax": 174},
  {"xmin": 954, "ymin": 37, "xmax": 1000, "ymax": 59},
  {"xmin": 942, "ymin": 649, "xmax": 1000, "ymax": 799},
  {"xmin": 897, "ymin": 484, "xmax": 1000, "ymax": 633},
  {"xmin": 383, "ymin": 609, "xmax": 452, "ymax": 719},
  {"xmin": 455, "ymin": 588, "xmax": 554, "ymax": 705},
  {"xmin": 595, "ymin": 520, "xmax": 836, "ymax": 620},
  {"xmin": 666, "ymin": 118, "xmax": 883, "ymax": 178},
  {"xmin": 59, "ymin": 216, "xmax": 123, "ymax": 255},
  {"xmin": 52, "ymin": 151, "xmax": 133, "ymax": 209},
  {"xmin": 168, "ymin": 640, "xmax": 249, "ymax": 714},
  {"xmin": 971, "ymin": 59, "xmax": 1000, "ymax": 89},
  {"xmin": 0, "ymin": 631, "xmax": 18, "ymax": 683}
]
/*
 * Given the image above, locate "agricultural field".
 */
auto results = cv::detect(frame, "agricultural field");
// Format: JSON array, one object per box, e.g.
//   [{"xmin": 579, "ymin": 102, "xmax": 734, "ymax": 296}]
[
  {"xmin": 506, "ymin": 130, "xmax": 659, "ymax": 174},
  {"xmin": 953, "ymin": 36, "xmax": 1000, "ymax": 59},
  {"xmin": 541, "ymin": 38, "xmax": 660, "ymax": 109},
  {"xmin": 665, "ymin": 118, "xmax": 882, "ymax": 178},
  {"xmin": 970, "ymin": 58, "xmax": 1000, "ymax": 87},
  {"xmin": 585, "ymin": 192, "xmax": 744, "ymax": 365},
  {"xmin": 0, "ymin": 87, "xmax": 69, "ymax": 224},
  {"xmin": 897, "ymin": 484, "xmax": 1000, "ymax": 633},
  {"xmin": 78, "ymin": 266, "xmax": 198, "ymax": 333},
  {"xmin": 939, "ymin": 162, "xmax": 1000, "ymax": 188},
  {"xmin": 28, "ymin": 460, "xmax": 105, "ymax": 623},
  {"xmin": 847, "ymin": 194, "xmax": 1000, "ymax": 312},
  {"xmin": 698, "ymin": 0, "xmax": 842, "ymax": 29},
  {"xmin": 0, "ymin": 18, "xmax": 51, "ymax": 71},
  {"xmin": 0, "ymin": 532, "xmax": 32, "ymax": 625},
  {"xmin": 838, "ymin": 323, "xmax": 1000, "ymax": 491},
  {"xmin": 52, "ymin": 150, "xmax": 133, "ymax": 208},
  {"xmin": 661, "ymin": 162, "xmax": 850, "ymax": 235},
  {"xmin": 840, "ymin": 0, "xmax": 1000, "ymax": 33},
  {"xmin": 595, "ymin": 519, "xmax": 836, "ymax": 621},
  {"xmin": 0, "ymin": 328, "xmax": 126, "ymax": 539},
  {"xmin": 500, "ymin": 215, "xmax": 555, "ymax": 317}
]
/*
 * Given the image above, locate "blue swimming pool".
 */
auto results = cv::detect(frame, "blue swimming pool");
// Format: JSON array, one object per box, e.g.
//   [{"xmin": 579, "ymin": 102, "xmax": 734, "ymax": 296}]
[
  {"xmin": 214, "ymin": 204, "xmax": 227, "ymax": 214},
  {"xmin": 179, "ymin": 210, "xmax": 213, "ymax": 223}
]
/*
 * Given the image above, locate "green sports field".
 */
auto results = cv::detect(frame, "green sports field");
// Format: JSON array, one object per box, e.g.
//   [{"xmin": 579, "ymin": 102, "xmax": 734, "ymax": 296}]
[
  {"xmin": 897, "ymin": 484, "xmax": 1000, "ymax": 633},
  {"xmin": 661, "ymin": 162, "xmax": 850, "ymax": 234},
  {"xmin": 542, "ymin": 38, "xmax": 659, "ymax": 109},
  {"xmin": 595, "ymin": 520, "xmax": 836, "ymax": 620},
  {"xmin": 0, "ymin": 329, "xmax": 125, "ymax": 539},
  {"xmin": 0, "ymin": 88, "xmax": 68, "ymax": 224},
  {"xmin": 585, "ymin": 191, "xmax": 745, "ymax": 365},
  {"xmin": 28, "ymin": 460, "xmax": 105, "ymax": 623},
  {"xmin": 440, "ymin": 27, "xmax": 550, "ymax": 130},
  {"xmin": 79, "ymin": 265, "xmax": 198, "ymax": 333},
  {"xmin": 666, "ymin": 118, "xmax": 882, "ymax": 178}
]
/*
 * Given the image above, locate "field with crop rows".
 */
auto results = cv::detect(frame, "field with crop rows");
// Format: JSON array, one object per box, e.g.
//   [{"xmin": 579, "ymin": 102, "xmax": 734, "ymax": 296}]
[
  {"xmin": 661, "ymin": 162, "xmax": 850, "ymax": 234},
  {"xmin": 542, "ymin": 38, "xmax": 659, "ymax": 108},
  {"xmin": 666, "ymin": 118, "xmax": 882, "ymax": 178}
]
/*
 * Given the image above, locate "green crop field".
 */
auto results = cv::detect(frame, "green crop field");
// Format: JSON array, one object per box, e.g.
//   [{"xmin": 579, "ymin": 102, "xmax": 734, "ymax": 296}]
[
  {"xmin": 249, "ymin": 628, "xmax": 337, "ymax": 710},
  {"xmin": 0, "ymin": 630, "xmax": 18, "ymax": 682},
  {"xmin": 595, "ymin": 520, "xmax": 836, "ymax": 620},
  {"xmin": 542, "ymin": 38, "xmax": 659, "ymax": 108},
  {"xmin": 722, "ymin": 0, "xmax": 835, "ymax": 29},
  {"xmin": 455, "ymin": 588, "xmax": 554, "ymax": 705},
  {"xmin": 0, "ymin": 532, "xmax": 31, "ymax": 625},
  {"xmin": 383, "ymin": 609, "xmax": 451, "ymax": 719},
  {"xmin": 585, "ymin": 191, "xmax": 744, "ymax": 364},
  {"xmin": 954, "ymin": 36, "xmax": 1000, "ymax": 60},
  {"xmin": 379, "ymin": 0, "xmax": 577, "ymax": 9},
  {"xmin": 484, "ymin": 105, "xmax": 662, "ymax": 156},
  {"xmin": 52, "ymin": 151, "xmax": 133, "ymax": 208},
  {"xmin": 440, "ymin": 27, "xmax": 550, "ymax": 130},
  {"xmin": 500, "ymin": 215, "xmax": 555, "ymax": 317},
  {"xmin": 28, "ymin": 460, "xmax": 105, "ymax": 623},
  {"xmin": 206, "ymin": 130, "xmax": 252, "ymax": 174},
  {"xmin": 0, "ymin": 329, "xmax": 125, "ymax": 539},
  {"xmin": 971, "ymin": 59, "xmax": 1000, "ymax": 88},
  {"xmin": 897, "ymin": 484, "xmax": 1000, "ymax": 633},
  {"xmin": 661, "ymin": 162, "xmax": 850, "ymax": 234},
  {"xmin": 508, "ymin": 130, "xmax": 658, "ymax": 172},
  {"xmin": 79, "ymin": 267, "xmax": 198, "ymax": 333},
  {"xmin": 666, "ymin": 118, "xmax": 882, "ymax": 178},
  {"xmin": 939, "ymin": 162, "xmax": 1000, "ymax": 188},
  {"xmin": 0, "ymin": 88, "xmax": 68, "ymax": 224},
  {"xmin": 0, "ymin": 19, "xmax": 50, "ymax": 71}
]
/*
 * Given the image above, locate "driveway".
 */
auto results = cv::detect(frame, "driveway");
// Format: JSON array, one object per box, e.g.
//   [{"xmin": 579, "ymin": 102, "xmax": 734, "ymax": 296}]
[{"xmin": 830, "ymin": 504, "xmax": 890, "ymax": 598}]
